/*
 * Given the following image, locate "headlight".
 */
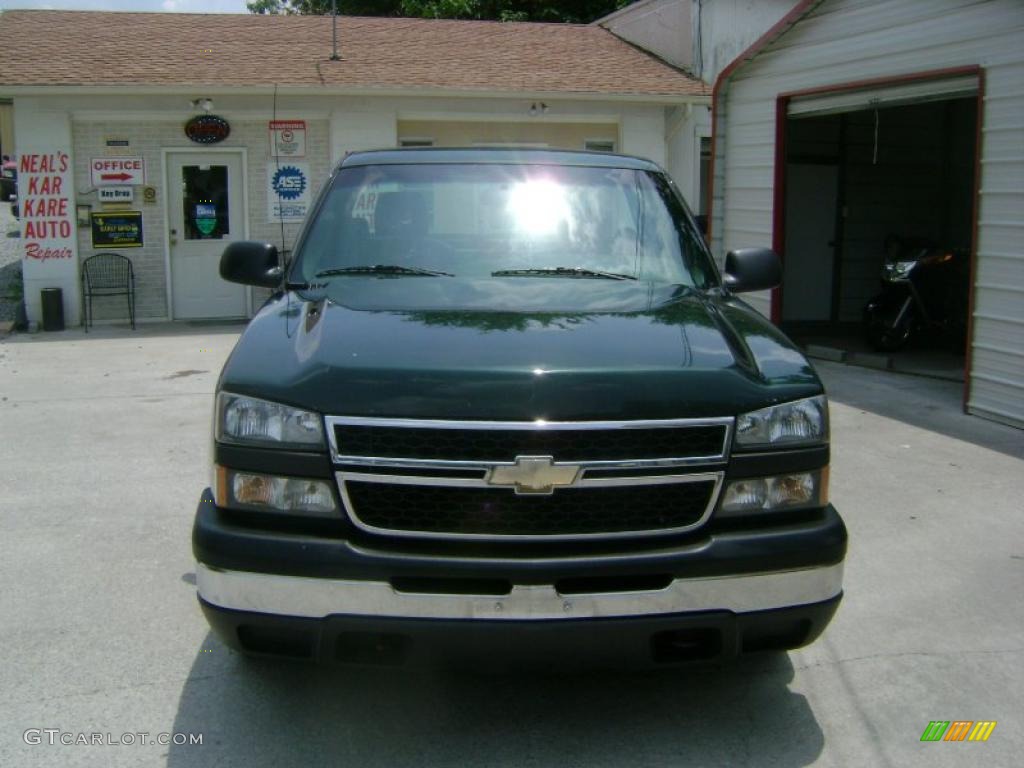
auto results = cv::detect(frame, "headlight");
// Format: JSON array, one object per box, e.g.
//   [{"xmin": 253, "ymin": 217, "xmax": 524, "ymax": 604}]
[
  {"xmin": 884, "ymin": 260, "xmax": 917, "ymax": 280},
  {"xmin": 216, "ymin": 392, "xmax": 324, "ymax": 448},
  {"xmin": 735, "ymin": 395, "xmax": 828, "ymax": 449},
  {"xmin": 214, "ymin": 466, "xmax": 338, "ymax": 517},
  {"xmin": 718, "ymin": 469, "xmax": 828, "ymax": 517}
]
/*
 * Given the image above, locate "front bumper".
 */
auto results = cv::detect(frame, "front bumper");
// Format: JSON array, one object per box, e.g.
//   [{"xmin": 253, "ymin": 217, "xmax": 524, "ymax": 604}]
[
  {"xmin": 193, "ymin": 490, "xmax": 846, "ymax": 664},
  {"xmin": 199, "ymin": 595, "xmax": 842, "ymax": 666},
  {"xmin": 197, "ymin": 561, "xmax": 843, "ymax": 621}
]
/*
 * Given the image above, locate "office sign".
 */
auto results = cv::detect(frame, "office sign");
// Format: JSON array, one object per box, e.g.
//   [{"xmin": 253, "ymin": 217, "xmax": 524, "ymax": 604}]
[{"xmin": 91, "ymin": 157, "xmax": 145, "ymax": 186}]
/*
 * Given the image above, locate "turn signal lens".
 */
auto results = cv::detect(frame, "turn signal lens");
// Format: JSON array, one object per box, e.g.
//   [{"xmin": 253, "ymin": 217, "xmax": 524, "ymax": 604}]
[
  {"xmin": 767, "ymin": 473, "xmax": 814, "ymax": 507},
  {"xmin": 719, "ymin": 470, "xmax": 826, "ymax": 517},
  {"xmin": 234, "ymin": 473, "xmax": 278, "ymax": 507},
  {"xmin": 214, "ymin": 465, "xmax": 337, "ymax": 517}
]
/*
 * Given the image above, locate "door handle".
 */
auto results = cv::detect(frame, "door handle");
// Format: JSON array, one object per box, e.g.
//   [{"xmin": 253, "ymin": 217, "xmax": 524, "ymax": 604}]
[{"xmin": 170, "ymin": 228, "xmax": 178, "ymax": 246}]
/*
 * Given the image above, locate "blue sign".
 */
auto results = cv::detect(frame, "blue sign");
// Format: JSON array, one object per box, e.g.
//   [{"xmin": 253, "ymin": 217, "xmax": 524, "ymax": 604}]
[
  {"xmin": 267, "ymin": 161, "xmax": 310, "ymax": 222},
  {"xmin": 195, "ymin": 203, "xmax": 216, "ymax": 218},
  {"xmin": 271, "ymin": 165, "xmax": 307, "ymax": 200}
]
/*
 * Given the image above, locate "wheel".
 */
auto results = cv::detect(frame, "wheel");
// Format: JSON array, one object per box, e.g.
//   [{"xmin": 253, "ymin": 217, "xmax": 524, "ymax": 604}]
[{"xmin": 865, "ymin": 311, "xmax": 913, "ymax": 352}]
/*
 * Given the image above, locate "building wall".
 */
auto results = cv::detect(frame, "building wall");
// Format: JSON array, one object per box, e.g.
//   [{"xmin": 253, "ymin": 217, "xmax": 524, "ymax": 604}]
[
  {"xmin": 666, "ymin": 104, "xmax": 712, "ymax": 212},
  {"xmin": 70, "ymin": 117, "xmax": 330, "ymax": 322},
  {"xmin": 396, "ymin": 120, "xmax": 619, "ymax": 150},
  {"xmin": 693, "ymin": 0, "xmax": 795, "ymax": 82},
  {"xmin": 714, "ymin": 0, "xmax": 1024, "ymax": 427},
  {"xmin": 14, "ymin": 91, "xmax": 692, "ymax": 327},
  {"xmin": 14, "ymin": 97, "xmax": 79, "ymax": 328},
  {"xmin": 599, "ymin": 0, "xmax": 694, "ymax": 72},
  {"xmin": 0, "ymin": 101, "xmax": 13, "ymax": 157},
  {"xmin": 597, "ymin": 0, "xmax": 792, "ymax": 82}
]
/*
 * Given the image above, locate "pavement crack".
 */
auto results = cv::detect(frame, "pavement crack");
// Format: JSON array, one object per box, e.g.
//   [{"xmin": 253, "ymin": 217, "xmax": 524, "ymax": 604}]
[
  {"xmin": 6, "ymin": 391, "xmax": 214, "ymax": 404},
  {"xmin": 4, "ymin": 671, "xmax": 230, "ymax": 709},
  {"xmin": 792, "ymin": 646, "xmax": 1024, "ymax": 672}
]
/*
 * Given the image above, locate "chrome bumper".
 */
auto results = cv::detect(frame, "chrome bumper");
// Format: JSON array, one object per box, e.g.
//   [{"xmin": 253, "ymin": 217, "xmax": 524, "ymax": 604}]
[{"xmin": 196, "ymin": 562, "xmax": 844, "ymax": 621}]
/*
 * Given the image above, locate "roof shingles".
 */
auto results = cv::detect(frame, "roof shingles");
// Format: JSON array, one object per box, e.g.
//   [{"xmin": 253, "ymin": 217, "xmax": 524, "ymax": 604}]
[{"xmin": 0, "ymin": 10, "xmax": 707, "ymax": 97}]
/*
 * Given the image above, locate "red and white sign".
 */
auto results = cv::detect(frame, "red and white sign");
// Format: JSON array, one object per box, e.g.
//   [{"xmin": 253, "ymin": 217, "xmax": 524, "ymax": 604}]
[
  {"xmin": 20, "ymin": 151, "xmax": 75, "ymax": 262},
  {"xmin": 269, "ymin": 120, "xmax": 306, "ymax": 158},
  {"xmin": 90, "ymin": 156, "xmax": 145, "ymax": 186}
]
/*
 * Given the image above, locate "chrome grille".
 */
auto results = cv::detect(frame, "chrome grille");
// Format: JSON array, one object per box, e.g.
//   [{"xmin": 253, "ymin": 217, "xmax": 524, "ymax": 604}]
[
  {"xmin": 326, "ymin": 416, "xmax": 732, "ymax": 540},
  {"xmin": 331, "ymin": 422, "xmax": 728, "ymax": 463},
  {"xmin": 342, "ymin": 476, "xmax": 720, "ymax": 538}
]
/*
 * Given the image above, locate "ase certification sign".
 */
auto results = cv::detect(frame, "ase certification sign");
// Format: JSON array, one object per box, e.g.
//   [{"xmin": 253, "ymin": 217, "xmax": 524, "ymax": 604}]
[{"xmin": 92, "ymin": 211, "xmax": 144, "ymax": 249}]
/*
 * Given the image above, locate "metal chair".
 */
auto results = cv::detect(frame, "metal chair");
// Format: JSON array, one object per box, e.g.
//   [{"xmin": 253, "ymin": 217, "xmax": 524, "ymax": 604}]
[{"xmin": 82, "ymin": 253, "xmax": 135, "ymax": 332}]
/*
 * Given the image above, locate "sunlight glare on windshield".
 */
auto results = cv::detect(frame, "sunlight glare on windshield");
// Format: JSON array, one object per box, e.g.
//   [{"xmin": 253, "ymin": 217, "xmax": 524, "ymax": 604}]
[{"xmin": 506, "ymin": 179, "xmax": 571, "ymax": 236}]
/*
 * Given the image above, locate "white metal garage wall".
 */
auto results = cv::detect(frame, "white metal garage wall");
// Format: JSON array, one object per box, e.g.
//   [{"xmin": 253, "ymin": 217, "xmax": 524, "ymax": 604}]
[{"xmin": 712, "ymin": 0, "xmax": 1024, "ymax": 427}]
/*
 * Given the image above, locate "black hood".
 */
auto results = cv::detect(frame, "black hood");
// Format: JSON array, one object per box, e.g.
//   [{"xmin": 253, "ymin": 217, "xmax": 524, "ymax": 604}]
[{"xmin": 219, "ymin": 278, "xmax": 821, "ymax": 421}]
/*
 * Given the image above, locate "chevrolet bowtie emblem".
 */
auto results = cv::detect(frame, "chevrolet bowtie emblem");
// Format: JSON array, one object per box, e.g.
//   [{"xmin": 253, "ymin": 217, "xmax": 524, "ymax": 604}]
[{"xmin": 486, "ymin": 456, "xmax": 581, "ymax": 495}]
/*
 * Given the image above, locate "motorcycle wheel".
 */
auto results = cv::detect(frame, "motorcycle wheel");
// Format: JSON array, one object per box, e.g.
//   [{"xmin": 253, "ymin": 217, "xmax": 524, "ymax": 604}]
[{"xmin": 865, "ymin": 310, "xmax": 913, "ymax": 352}]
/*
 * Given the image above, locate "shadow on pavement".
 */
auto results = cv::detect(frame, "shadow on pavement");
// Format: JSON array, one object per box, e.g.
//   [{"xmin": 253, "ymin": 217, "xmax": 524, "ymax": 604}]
[
  {"xmin": 168, "ymin": 634, "xmax": 824, "ymax": 767},
  {"xmin": 816, "ymin": 360, "xmax": 1023, "ymax": 460}
]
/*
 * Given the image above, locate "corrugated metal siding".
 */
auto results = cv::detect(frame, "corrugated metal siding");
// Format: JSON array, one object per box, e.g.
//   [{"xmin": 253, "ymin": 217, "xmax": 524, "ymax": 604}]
[{"xmin": 713, "ymin": 0, "xmax": 1024, "ymax": 427}]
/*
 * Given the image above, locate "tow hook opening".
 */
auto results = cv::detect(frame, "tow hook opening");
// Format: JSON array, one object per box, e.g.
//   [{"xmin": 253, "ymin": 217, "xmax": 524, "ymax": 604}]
[
  {"xmin": 741, "ymin": 618, "xmax": 812, "ymax": 653},
  {"xmin": 236, "ymin": 625, "xmax": 314, "ymax": 659},
  {"xmin": 650, "ymin": 627, "xmax": 722, "ymax": 663},
  {"xmin": 336, "ymin": 632, "xmax": 409, "ymax": 665}
]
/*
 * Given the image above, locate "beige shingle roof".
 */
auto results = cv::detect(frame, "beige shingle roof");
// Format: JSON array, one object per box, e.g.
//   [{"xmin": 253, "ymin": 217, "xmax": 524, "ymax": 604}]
[{"xmin": 0, "ymin": 10, "xmax": 707, "ymax": 98}]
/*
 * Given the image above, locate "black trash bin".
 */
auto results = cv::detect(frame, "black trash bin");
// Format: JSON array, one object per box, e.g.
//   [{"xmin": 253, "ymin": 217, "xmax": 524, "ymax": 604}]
[{"xmin": 40, "ymin": 287, "xmax": 65, "ymax": 332}]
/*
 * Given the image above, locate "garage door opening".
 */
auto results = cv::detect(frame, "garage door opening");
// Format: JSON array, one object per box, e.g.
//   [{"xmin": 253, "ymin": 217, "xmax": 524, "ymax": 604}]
[{"xmin": 777, "ymin": 83, "xmax": 979, "ymax": 384}]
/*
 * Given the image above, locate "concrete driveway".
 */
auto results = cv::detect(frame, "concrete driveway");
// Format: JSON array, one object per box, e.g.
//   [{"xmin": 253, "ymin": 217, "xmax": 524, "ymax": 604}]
[{"xmin": 1, "ymin": 324, "xmax": 1021, "ymax": 768}]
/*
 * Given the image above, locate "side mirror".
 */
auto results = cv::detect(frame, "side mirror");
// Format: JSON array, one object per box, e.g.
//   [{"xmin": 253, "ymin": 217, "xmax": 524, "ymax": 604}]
[
  {"xmin": 220, "ymin": 241, "xmax": 281, "ymax": 288},
  {"xmin": 723, "ymin": 248, "xmax": 781, "ymax": 293}
]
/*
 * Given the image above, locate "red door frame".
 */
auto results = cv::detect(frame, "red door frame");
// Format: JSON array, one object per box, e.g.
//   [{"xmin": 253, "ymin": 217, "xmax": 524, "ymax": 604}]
[{"xmin": 769, "ymin": 66, "xmax": 985, "ymax": 411}]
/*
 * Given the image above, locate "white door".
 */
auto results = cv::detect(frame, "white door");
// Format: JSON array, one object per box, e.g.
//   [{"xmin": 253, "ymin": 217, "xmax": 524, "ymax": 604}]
[
  {"xmin": 782, "ymin": 163, "xmax": 839, "ymax": 323},
  {"xmin": 167, "ymin": 152, "xmax": 246, "ymax": 319}
]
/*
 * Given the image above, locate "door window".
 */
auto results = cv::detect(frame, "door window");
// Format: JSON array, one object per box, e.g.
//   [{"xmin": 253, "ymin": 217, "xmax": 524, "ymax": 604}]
[{"xmin": 182, "ymin": 165, "xmax": 230, "ymax": 240}]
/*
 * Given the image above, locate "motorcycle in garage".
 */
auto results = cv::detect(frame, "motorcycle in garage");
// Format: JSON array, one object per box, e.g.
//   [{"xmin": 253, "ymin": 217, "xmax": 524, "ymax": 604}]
[{"xmin": 863, "ymin": 236, "xmax": 970, "ymax": 353}]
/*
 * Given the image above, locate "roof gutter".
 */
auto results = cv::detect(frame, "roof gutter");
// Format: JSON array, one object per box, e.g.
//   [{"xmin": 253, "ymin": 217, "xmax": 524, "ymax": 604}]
[
  {"xmin": 705, "ymin": 0, "xmax": 822, "ymax": 248},
  {"xmin": 0, "ymin": 83, "xmax": 708, "ymax": 106}
]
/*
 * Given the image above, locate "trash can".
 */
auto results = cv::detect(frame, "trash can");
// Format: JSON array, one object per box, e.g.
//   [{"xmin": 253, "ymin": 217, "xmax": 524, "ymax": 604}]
[{"xmin": 40, "ymin": 287, "xmax": 65, "ymax": 332}]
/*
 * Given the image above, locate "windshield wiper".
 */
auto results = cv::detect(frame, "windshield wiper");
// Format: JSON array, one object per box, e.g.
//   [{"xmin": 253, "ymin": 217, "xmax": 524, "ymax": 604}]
[
  {"xmin": 491, "ymin": 267, "xmax": 637, "ymax": 281},
  {"xmin": 315, "ymin": 264, "xmax": 453, "ymax": 278}
]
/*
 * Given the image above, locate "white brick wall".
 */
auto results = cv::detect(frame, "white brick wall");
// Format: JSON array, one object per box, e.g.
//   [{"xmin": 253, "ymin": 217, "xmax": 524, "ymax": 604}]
[
  {"xmin": 72, "ymin": 118, "xmax": 329, "ymax": 322},
  {"xmin": 40, "ymin": 90, "xmax": 704, "ymax": 325}
]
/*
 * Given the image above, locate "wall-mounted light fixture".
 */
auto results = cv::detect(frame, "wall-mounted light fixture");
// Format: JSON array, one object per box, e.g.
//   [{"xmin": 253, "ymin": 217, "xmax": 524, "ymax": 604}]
[
  {"xmin": 528, "ymin": 102, "xmax": 549, "ymax": 117},
  {"xmin": 190, "ymin": 98, "xmax": 214, "ymax": 113}
]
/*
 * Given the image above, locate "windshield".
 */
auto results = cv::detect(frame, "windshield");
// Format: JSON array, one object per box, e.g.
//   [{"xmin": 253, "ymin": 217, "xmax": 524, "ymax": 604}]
[{"xmin": 292, "ymin": 163, "xmax": 718, "ymax": 288}]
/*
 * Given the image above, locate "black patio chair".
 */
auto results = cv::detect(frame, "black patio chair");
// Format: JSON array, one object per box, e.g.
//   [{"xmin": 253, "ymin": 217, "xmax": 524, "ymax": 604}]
[{"xmin": 82, "ymin": 253, "xmax": 135, "ymax": 332}]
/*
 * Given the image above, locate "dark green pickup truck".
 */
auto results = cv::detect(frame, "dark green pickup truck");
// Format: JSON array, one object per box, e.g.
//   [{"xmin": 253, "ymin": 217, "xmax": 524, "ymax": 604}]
[{"xmin": 193, "ymin": 148, "xmax": 846, "ymax": 666}]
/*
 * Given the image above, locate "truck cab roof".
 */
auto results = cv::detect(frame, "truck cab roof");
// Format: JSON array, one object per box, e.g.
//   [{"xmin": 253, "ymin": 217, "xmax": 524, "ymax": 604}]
[{"xmin": 339, "ymin": 147, "xmax": 663, "ymax": 172}]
